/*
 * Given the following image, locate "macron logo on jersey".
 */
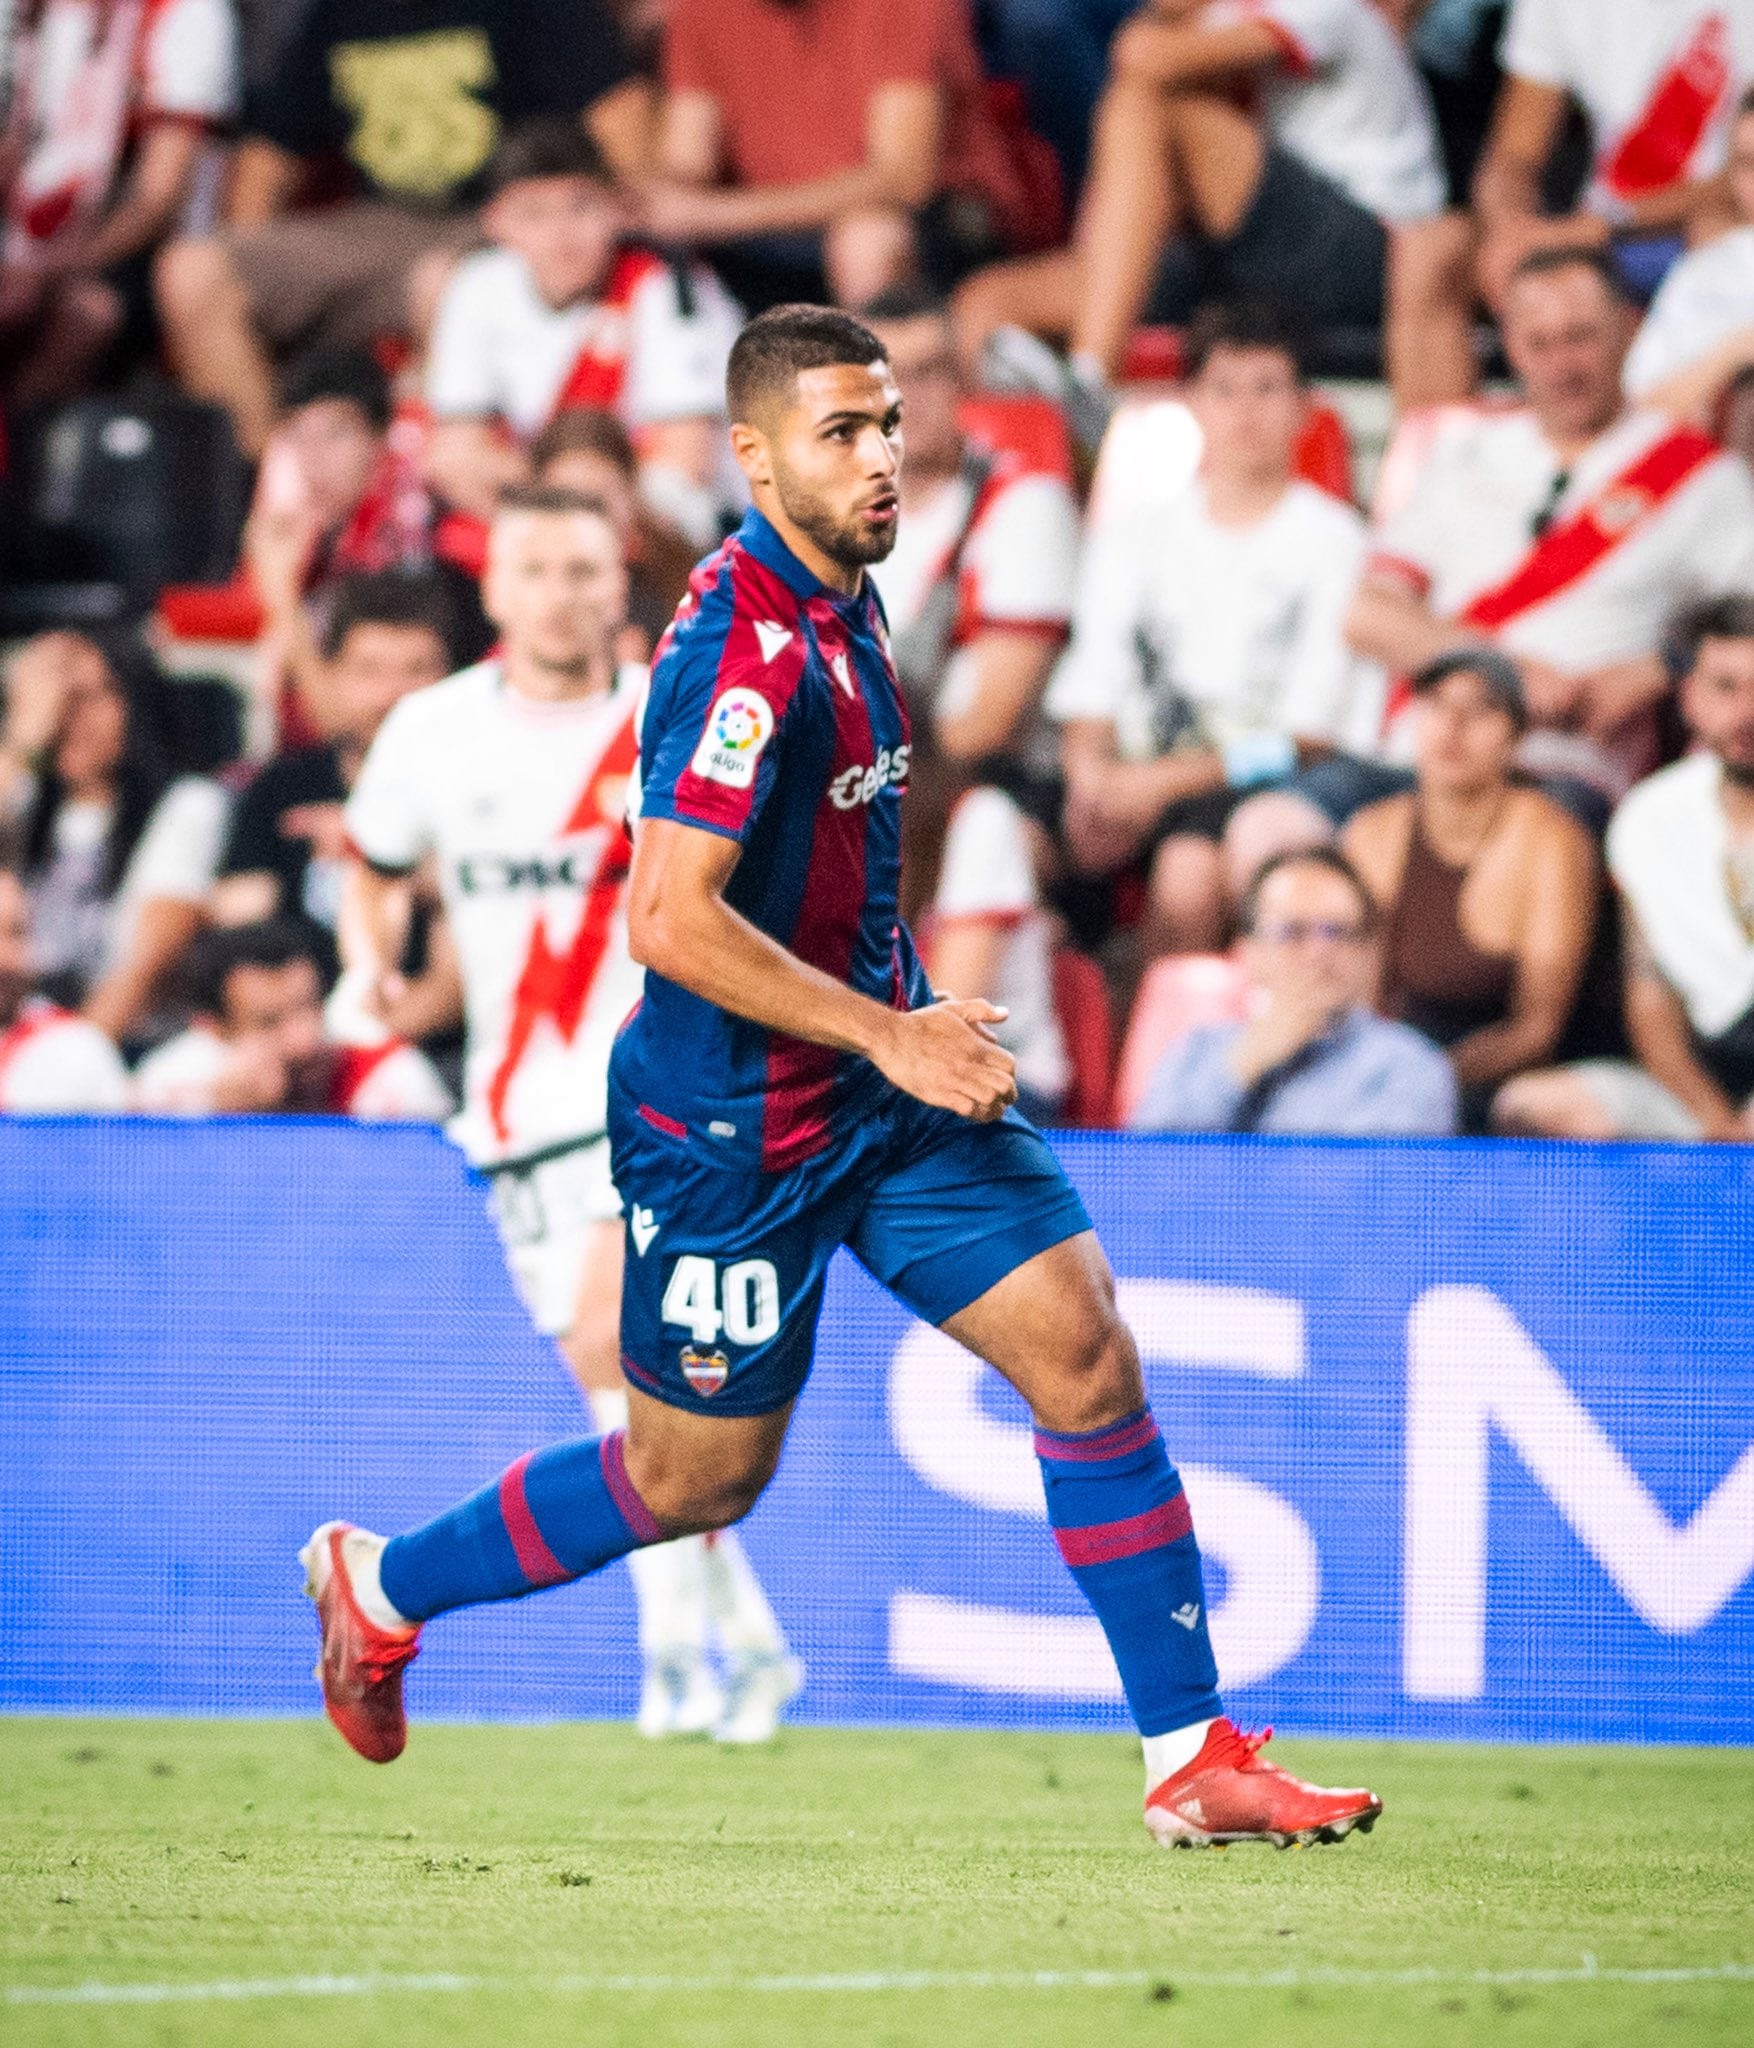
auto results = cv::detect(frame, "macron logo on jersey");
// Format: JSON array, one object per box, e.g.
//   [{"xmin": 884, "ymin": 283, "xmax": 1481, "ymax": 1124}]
[
  {"xmin": 691, "ymin": 687, "xmax": 776, "ymax": 790},
  {"xmin": 754, "ymin": 620, "xmax": 794, "ymax": 664}
]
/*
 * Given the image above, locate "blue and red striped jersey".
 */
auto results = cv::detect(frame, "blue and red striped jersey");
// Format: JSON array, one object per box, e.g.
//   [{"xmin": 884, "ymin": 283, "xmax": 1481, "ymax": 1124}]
[{"xmin": 612, "ymin": 507, "xmax": 931, "ymax": 1171}]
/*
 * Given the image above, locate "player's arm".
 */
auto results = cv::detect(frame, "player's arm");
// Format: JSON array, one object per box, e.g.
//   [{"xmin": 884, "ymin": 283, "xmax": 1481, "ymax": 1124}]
[{"xmin": 627, "ymin": 817, "xmax": 1018, "ymax": 1120}]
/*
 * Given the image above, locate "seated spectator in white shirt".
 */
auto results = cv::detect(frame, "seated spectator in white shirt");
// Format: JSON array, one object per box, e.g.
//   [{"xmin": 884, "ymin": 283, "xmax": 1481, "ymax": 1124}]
[
  {"xmin": 1475, "ymin": 0, "xmax": 1754, "ymax": 311},
  {"xmin": 0, "ymin": 866, "xmax": 129, "ymax": 1112},
  {"xmin": 863, "ymin": 285, "xmax": 1080, "ymax": 771},
  {"xmin": 0, "ymin": 631, "xmax": 229, "ymax": 1047},
  {"xmin": 1496, "ymin": 596, "xmax": 1754, "ymax": 1139},
  {"xmin": 924, "ymin": 787, "xmax": 1071, "ymax": 1124},
  {"xmin": 1625, "ymin": 87, "xmax": 1754, "ymax": 421},
  {"xmin": 954, "ymin": 0, "xmax": 1457, "ymax": 420},
  {"xmin": 1131, "ymin": 845, "xmax": 1458, "ymax": 1135},
  {"xmin": 133, "ymin": 917, "xmax": 452, "ymax": 1119},
  {"xmin": 0, "ymin": 0, "xmax": 238, "ymax": 408},
  {"xmin": 1049, "ymin": 298, "xmax": 1376, "ymax": 955},
  {"xmin": 423, "ymin": 119, "xmax": 742, "ymax": 543},
  {"xmin": 1348, "ymin": 245, "xmax": 1754, "ymax": 809}
]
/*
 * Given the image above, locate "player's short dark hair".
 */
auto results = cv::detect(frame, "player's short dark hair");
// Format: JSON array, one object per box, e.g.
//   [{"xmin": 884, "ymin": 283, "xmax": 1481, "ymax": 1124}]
[
  {"xmin": 1240, "ymin": 846, "xmax": 1378, "ymax": 936},
  {"xmin": 857, "ymin": 282, "xmax": 952, "ymax": 326},
  {"xmin": 188, "ymin": 918, "xmax": 325, "ymax": 1019},
  {"xmin": 486, "ymin": 117, "xmax": 614, "ymax": 198},
  {"xmin": 1509, "ymin": 243, "xmax": 1633, "ymax": 305},
  {"xmin": 1184, "ymin": 297, "xmax": 1307, "ymax": 382},
  {"xmin": 281, "ymin": 346, "xmax": 392, "ymax": 434},
  {"xmin": 1675, "ymin": 592, "xmax": 1754, "ymax": 660},
  {"xmin": 528, "ymin": 406, "xmax": 638, "ymax": 482},
  {"xmin": 321, "ymin": 569, "xmax": 457, "ymax": 664},
  {"xmin": 726, "ymin": 304, "xmax": 887, "ymax": 424}
]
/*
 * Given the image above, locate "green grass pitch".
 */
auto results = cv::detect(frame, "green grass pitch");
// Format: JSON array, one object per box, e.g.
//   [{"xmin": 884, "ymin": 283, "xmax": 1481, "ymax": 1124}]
[{"xmin": 3, "ymin": 1718, "xmax": 1750, "ymax": 2047}]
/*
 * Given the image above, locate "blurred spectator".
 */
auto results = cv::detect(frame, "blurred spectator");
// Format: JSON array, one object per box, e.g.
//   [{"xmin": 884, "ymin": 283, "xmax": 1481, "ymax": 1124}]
[
  {"xmin": 0, "ymin": 0, "xmax": 238, "ymax": 406},
  {"xmin": 1624, "ymin": 86, "xmax": 1754, "ymax": 420},
  {"xmin": 423, "ymin": 119, "xmax": 740, "ymax": 542},
  {"xmin": 0, "ymin": 631, "xmax": 228, "ymax": 1044},
  {"xmin": 983, "ymin": 0, "xmax": 1146, "ymax": 195},
  {"xmin": 1343, "ymin": 647, "xmax": 1596, "ymax": 1126},
  {"xmin": 529, "ymin": 406, "xmax": 700, "ymax": 651},
  {"xmin": 1496, "ymin": 596, "xmax": 1754, "ymax": 1139},
  {"xmin": 154, "ymin": 0, "xmax": 653, "ymax": 458},
  {"xmin": 0, "ymin": 864, "xmax": 128, "ymax": 1110},
  {"xmin": 1348, "ymin": 246, "xmax": 1754, "ymax": 806},
  {"xmin": 956, "ymin": 0, "xmax": 1456, "ymax": 416},
  {"xmin": 1475, "ymin": 0, "xmax": 1754, "ymax": 311},
  {"xmin": 923, "ymin": 784, "xmax": 1070, "ymax": 1121},
  {"xmin": 1048, "ymin": 299, "xmax": 1375, "ymax": 955},
  {"xmin": 242, "ymin": 348, "xmax": 480, "ymax": 737},
  {"xmin": 648, "ymin": 0, "xmax": 1032, "ymax": 308},
  {"xmin": 211, "ymin": 569, "xmax": 456, "ymax": 944},
  {"xmin": 1130, "ymin": 845, "xmax": 1458, "ymax": 1134},
  {"xmin": 864, "ymin": 283, "xmax": 1078, "ymax": 764},
  {"xmin": 132, "ymin": 915, "xmax": 451, "ymax": 1116}
]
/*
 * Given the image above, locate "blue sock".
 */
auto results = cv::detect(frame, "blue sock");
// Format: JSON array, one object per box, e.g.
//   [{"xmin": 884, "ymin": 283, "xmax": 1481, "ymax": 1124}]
[
  {"xmin": 1036, "ymin": 1408, "xmax": 1224, "ymax": 1737},
  {"xmin": 378, "ymin": 1430, "xmax": 662, "ymax": 1624}
]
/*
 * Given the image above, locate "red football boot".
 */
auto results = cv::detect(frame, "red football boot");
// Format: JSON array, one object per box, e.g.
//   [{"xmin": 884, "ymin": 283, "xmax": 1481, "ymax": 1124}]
[
  {"xmin": 301, "ymin": 1521, "xmax": 421, "ymax": 1763},
  {"xmin": 1144, "ymin": 1718, "xmax": 1382, "ymax": 1849}
]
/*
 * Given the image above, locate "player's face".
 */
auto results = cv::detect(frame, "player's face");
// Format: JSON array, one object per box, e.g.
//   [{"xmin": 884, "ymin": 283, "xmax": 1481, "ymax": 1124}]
[
  {"xmin": 485, "ymin": 174, "xmax": 622, "ymax": 309},
  {"xmin": 1188, "ymin": 345, "xmax": 1304, "ymax": 481},
  {"xmin": 221, "ymin": 958, "xmax": 328, "ymax": 1107},
  {"xmin": 0, "ymin": 872, "xmax": 32, "ymax": 1021},
  {"xmin": 867, "ymin": 314, "xmax": 962, "ymax": 475},
  {"xmin": 484, "ymin": 508, "xmax": 629, "ymax": 673},
  {"xmin": 330, "ymin": 623, "xmax": 451, "ymax": 746},
  {"xmin": 1503, "ymin": 267, "xmax": 1629, "ymax": 443},
  {"xmin": 1245, "ymin": 863, "xmax": 1373, "ymax": 1016},
  {"xmin": 1414, "ymin": 671, "xmax": 1521, "ymax": 792},
  {"xmin": 284, "ymin": 399, "xmax": 382, "ymax": 531},
  {"xmin": 1684, "ymin": 634, "xmax": 1754, "ymax": 783},
  {"xmin": 744, "ymin": 361, "xmax": 903, "ymax": 573}
]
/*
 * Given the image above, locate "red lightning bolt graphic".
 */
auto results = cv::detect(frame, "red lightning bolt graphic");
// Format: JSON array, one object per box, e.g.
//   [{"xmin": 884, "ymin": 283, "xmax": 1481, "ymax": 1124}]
[{"xmin": 485, "ymin": 710, "xmax": 642, "ymax": 1145}]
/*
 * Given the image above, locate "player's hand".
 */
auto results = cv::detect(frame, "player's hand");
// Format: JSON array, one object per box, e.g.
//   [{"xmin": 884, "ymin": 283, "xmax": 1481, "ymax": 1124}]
[{"xmin": 871, "ymin": 999, "xmax": 1019, "ymax": 1122}]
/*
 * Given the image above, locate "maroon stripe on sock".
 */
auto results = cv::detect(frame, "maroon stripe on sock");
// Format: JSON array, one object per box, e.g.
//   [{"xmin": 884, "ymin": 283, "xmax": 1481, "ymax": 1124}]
[
  {"xmin": 499, "ymin": 1453, "xmax": 569, "ymax": 1588},
  {"xmin": 600, "ymin": 1429, "xmax": 664, "ymax": 1546},
  {"xmin": 1034, "ymin": 1413, "xmax": 1159, "ymax": 1463},
  {"xmin": 1054, "ymin": 1492, "xmax": 1193, "ymax": 1567}
]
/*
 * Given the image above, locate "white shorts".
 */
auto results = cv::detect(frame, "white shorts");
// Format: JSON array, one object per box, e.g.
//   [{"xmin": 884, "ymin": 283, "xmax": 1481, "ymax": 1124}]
[{"xmin": 485, "ymin": 1137, "xmax": 621, "ymax": 1338}]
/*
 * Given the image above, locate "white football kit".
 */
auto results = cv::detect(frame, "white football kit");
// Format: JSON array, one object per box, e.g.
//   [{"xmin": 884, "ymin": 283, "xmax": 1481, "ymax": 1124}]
[{"xmin": 346, "ymin": 660, "xmax": 647, "ymax": 1334}]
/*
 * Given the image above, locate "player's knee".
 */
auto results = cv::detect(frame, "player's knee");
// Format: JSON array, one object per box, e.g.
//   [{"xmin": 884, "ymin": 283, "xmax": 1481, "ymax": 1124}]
[
  {"xmin": 625, "ymin": 1439, "xmax": 779, "ymax": 1537},
  {"xmin": 1049, "ymin": 1305, "xmax": 1146, "ymax": 1436}
]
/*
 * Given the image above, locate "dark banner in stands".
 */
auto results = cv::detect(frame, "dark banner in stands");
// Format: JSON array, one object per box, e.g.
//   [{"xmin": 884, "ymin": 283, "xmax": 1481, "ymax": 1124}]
[{"xmin": 1, "ymin": 1122, "xmax": 1749, "ymax": 1743}]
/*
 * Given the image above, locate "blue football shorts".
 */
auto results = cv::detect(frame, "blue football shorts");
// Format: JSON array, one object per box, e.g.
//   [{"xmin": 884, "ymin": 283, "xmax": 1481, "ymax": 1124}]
[{"xmin": 607, "ymin": 1082, "xmax": 1092, "ymax": 1417}]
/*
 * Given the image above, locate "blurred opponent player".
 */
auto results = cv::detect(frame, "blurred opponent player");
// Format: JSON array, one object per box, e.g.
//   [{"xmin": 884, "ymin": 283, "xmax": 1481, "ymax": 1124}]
[
  {"xmin": 324, "ymin": 486, "xmax": 798, "ymax": 1742},
  {"xmin": 306, "ymin": 312, "xmax": 1382, "ymax": 1848}
]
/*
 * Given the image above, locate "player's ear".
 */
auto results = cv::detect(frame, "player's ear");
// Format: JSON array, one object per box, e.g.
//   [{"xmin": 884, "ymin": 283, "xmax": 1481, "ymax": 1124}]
[{"xmin": 728, "ymin": 419, "xmax": 774, "ymax": 495}]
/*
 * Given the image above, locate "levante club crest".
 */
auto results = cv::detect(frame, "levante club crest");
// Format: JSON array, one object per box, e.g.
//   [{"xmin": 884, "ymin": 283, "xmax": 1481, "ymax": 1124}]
[{"xmin": 680, "ymin": 1346, "xmax": 731, "ymax": 1397}]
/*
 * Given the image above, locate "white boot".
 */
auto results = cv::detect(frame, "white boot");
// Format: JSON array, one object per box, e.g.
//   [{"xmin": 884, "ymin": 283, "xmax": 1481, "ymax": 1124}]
[{"xmin": 701, "ymin": 1530, "xmax": 802, "ymax": 1744}]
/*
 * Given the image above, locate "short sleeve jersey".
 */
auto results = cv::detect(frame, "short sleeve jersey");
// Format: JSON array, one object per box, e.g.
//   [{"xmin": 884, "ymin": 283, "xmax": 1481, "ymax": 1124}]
[
  {"xmin": 247, "ymin": 0, "xmax": 638, "ymax": 208},
  {"xmin": 613, "ymin": 508, "xmax": 931, "ymax": 1173}
]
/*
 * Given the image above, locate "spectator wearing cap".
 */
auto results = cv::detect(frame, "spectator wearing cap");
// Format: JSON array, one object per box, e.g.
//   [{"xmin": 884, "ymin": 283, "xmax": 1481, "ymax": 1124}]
[
  {"xmin": 1347, "ymin": 246, "xmax": 1754, "ymax": 808},
  {"xmin": 132, "ymin": 916, "xmax": 451, "ymax": 1119},
  {"xmin": 955, "ymin": 0, "xmax": 1461, "ymax": 417},
  {"xmin": 0, "ymin": 866, "xmax": 129, "ymax": 1112},
  {"xmin": 645, "ymin": 0, "xmax": 1035, "ymax": 310},
  {"xmin": 1131, "ymin": 846, "xmax": 1459, "ymax": 1135},
  {"xmin": 1047, "ymin": 298, "xmax": 1377, "ymax": 957},
  {"xmin": 1496, "ymin": 596, "xmax": 1754, "ymax": 1140},
  {"xmin": 0, "ymin": 631, "xmax": 229, "ymax": 1047},
  {"xmin": 1342, "ymin": 646, "xmax": 1597, "ymax": 1126},
  {"xmin": 212, "ymin": 570, "xmax": 457, "ymax": 948},
  {"xmin": 0, "ymin": 0, "xmax": 238, "ymax": 407},
  {"xmin": 153, "ymin": 0, "xmax": 653, "ymax": 461},
  {"xmin": 423, "ymin": 120, "xmax": 742, "ymax": 546}
]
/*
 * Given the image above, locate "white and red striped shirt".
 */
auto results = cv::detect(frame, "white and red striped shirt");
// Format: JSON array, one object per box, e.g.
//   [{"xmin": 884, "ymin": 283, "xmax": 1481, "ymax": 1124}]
[
  {"xmin": 346, "ymin": 660, "xmax": 647, "ymax": 1166},
  {"xmin": 0, "ymin": 997, "xmax": 129, "ymax": 1112},
  {"xmin": 1502, "ymin": 0, "xmax": 1754, "ymax": 217}
]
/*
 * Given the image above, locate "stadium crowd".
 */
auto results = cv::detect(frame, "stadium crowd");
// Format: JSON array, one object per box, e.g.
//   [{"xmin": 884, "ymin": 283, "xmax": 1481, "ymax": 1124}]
[{"xmin": 6, "ymin": 0, "xmax": 1754, "ymax": 1146}]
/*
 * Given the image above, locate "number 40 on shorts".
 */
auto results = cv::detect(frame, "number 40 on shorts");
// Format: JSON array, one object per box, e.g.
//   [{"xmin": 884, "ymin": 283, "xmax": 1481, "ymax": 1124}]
[{"xmin": 661, "ymin": 1255, "xmax": 781, "ymax": 1346}]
